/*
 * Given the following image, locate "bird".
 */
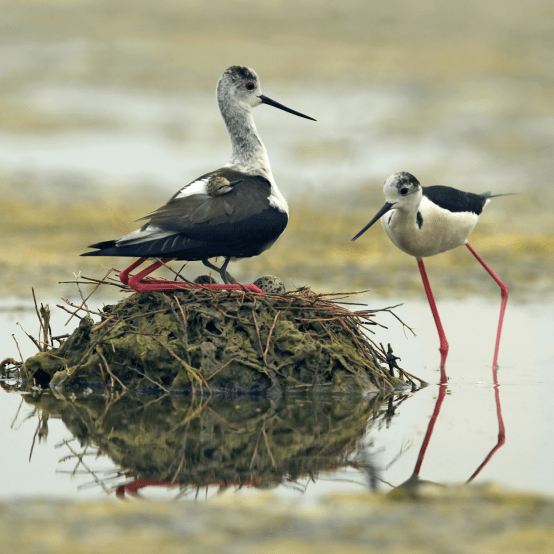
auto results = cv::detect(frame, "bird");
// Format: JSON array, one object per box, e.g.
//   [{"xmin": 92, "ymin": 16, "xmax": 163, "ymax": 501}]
[
  {"xmin": 352, "ymin": 171, "xmax": 510, "ymax": 372},
  {"xmin": 206, "ymin": 176, "xmax": 241, "ymax": 197},
  {"xmin": 82, "ymin": 65, "xmax": 315, "ymax": 292}
]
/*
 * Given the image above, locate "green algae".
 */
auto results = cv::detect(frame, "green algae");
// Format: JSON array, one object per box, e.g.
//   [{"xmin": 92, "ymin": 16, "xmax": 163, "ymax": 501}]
[{"xmin": 21, "ymin": 287, "xmax": 418, "ymax": 395}]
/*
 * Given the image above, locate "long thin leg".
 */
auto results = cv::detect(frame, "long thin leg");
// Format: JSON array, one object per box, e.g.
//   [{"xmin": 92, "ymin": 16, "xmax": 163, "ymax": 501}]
[
  {"xmin": 120, "ymin": 258, "xmax": 147, "ymax": 286},
  {"xmin": 128, "ymin": 259, "xmax": 170, "ymax": 291},
  {"xmin": 202, "ymin": 258, "xmax": 221, "ymax": 274},
  {"xmin": 465, "ymin": 242, "xmax": 509, "ymax": 368},
  {"xmin": 417, "ymin": 258, "xmax": 448, "ymax": 376},
  {"xmin": 122, "ymin": 258, "xmax": 263, "ymax": 293},
  {"xmin": 218, "ymin": 257, "xmax": 231, "ymax": 284},
  {"xmin": 202, "ymin": 258, "xmax": 236, "ymax": 284}
]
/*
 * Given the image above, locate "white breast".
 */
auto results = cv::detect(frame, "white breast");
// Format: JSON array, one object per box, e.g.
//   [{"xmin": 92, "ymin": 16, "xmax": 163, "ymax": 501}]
[
  {"xmin": 225, "ymin": 161, "xmax": 289, "ymax": 215},
  {"xmin": 382, "ymin": 196, "xmax": 480, "ymax": 258}
]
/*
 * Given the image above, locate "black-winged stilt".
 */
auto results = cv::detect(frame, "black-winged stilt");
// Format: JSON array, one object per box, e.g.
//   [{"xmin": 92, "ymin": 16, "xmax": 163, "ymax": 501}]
[
  {"xmin": 82, "ymin": 66, "xmax": 315, "ymax": 292},
  {"xmin": 352, "ymin": 171, "xmax": 510, "ymax": 371}
]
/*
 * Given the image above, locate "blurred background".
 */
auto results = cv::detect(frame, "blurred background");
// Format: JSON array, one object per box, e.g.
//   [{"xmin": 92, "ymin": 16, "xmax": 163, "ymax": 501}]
[{"xmin": 1, "ymin": 0, "xmax": 553, "ymax": 300}]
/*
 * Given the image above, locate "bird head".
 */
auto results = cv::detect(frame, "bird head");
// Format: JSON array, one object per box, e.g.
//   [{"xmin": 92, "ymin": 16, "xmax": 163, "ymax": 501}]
[
  {"xmin": 351, "ymin": 172, "xmax": 422, "ymax": 241},
  {"xmin": 217, "ymin": 65, "xmax": 315, "ymax": 120}
]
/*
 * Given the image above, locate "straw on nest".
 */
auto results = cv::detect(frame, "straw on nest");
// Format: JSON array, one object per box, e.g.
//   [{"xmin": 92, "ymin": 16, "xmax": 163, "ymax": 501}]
[{"xmin": 11, "ymin": 271, "xmax": 423, "ymax": 395}]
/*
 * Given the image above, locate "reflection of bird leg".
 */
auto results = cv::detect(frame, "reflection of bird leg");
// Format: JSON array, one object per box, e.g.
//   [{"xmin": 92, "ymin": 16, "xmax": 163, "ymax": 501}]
[
  {"xmin": 406, "ymin": 362, "xmax": 506, "ymax": 489},
  {"xmin": 465, "ymin": 243, "xmax": 509, "ymax": 369},
  {"xmin": 413, "ymin": 382, "xmax": 448, "ymax": 477},
  {"xmin": 466, "ymin": 365, "xmax": 506, "ymax": 482},
  {"xmin": 417, "ymin": 259, "xmax": 448, "ymax": 377},
  {"xmin": 202, "ymin": 258, "xmax": 236, "ymax": 284},
  {"xmin": 393, "ymin": 383, "xmax": 448, "ymax": 494}
]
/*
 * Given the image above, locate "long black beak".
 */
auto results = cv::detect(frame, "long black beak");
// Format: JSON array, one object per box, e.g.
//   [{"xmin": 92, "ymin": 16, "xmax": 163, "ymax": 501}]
[
  {"xmin": 259, "ymin": 94, "xmax": 316, "ymax": 121},
  {"xmin": 351, "ymin": 202, "xmax": 396, "ymax": 241}
]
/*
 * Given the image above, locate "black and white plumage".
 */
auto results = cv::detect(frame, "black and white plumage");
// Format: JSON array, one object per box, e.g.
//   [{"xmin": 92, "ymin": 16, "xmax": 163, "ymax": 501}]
[
  {"xmin": 82, "ymin": 66, "xmax": 315, "ymax": 287},
  {"xmin": 352, "ymin": 171, "xmax": 510, "ymax": 372},
  {"xmin": 352, "ymin": 172, "xmax": 496, "ymax": 257}
]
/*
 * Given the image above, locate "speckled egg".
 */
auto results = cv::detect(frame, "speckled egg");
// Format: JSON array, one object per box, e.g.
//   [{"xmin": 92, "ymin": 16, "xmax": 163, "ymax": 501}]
[
  {"xmin": 253, "ymin": 275, "xmax": 286, "ymax": 293},
  {"xmin": 194, "ymin": 275, "xmax": 219, "ymax": 285}
]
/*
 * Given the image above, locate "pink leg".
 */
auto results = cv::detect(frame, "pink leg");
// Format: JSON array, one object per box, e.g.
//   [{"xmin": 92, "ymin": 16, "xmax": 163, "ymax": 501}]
[
  {"xmin": 121, "ymin": 258, "xmax": 264, "ymax": 293},
  {"xmin": 417, "ymin": 259, "xmax": 448, "ymax": 376},
  {"xmin": 465, "ymin": 242, "xmax": 509, "ymax": 368},
  {"xmin": 120, "ymin": 258, "xmax": 147, "ymax": 286},
  {"xmin": 128, "ymin": 259, "xmax": 170, "ymax": 291}
]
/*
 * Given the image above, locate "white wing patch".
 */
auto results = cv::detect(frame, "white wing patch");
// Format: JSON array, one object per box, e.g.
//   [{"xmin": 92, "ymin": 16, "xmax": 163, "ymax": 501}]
[
  {"xmin": 173, "ymin": 177, "xmax": 209, "ymax": 200},
  {"xmin": 116, "ymin": 225, "xmax": 176, "ymax": 246}
]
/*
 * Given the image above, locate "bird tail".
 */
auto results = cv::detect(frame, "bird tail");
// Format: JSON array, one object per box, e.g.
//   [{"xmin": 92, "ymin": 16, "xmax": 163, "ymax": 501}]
[{"xmin": 481, "ymin": 192, "xmax": 519, "ymax": 199}]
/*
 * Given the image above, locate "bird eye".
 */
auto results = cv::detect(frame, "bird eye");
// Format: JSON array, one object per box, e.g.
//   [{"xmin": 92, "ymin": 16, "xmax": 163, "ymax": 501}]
[
  {"xmin": 245, "ymin": 82, "xmax": 255, "ymax": 90},
  {"xmin": 400, "ymin": 188, "xmax": 409, "ymax": 195}
]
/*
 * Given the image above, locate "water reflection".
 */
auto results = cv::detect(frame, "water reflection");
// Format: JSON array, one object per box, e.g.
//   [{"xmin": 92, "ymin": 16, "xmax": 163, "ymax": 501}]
[
  {"xmin": 15, "ymin": 390, "xmax": 410, "ymax": 499},
  {"xmin": 397, "ymin": 363, "xmax": 505, "ymax": 494},
  {"xmin": 5, "ymin": 364, "xmax": 505, "ymax": 500}
]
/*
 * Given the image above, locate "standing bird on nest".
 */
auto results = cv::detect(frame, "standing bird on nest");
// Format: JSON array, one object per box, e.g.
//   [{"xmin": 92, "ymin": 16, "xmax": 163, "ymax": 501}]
[
  {"xmin": 352, "ymin": 172, "xmax": 511, "ymax": 371},
  {"xmin": 82, "ymin": 66, "xmax": 315, "ymax": 292}
]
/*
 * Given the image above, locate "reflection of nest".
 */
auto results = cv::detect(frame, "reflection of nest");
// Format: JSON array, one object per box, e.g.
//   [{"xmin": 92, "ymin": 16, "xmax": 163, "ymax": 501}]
[
  {"xmin": 23, "ymin": 390, "xmax": 410, "ymax": 492},
  {"xmin": 16, "ymin": 275, "xmax": 422, "ymax": 394}
]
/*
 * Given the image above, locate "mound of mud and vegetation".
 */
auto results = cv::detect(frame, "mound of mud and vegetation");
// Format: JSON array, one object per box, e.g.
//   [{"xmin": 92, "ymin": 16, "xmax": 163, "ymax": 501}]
[{"xmin": 4, "ymin": 275, "xmax": 422, "ymax": 395}]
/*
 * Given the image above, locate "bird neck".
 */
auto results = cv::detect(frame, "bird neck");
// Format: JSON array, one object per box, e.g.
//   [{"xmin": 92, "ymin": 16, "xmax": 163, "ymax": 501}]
[{"xmin": 219, "ymin": 100, "xmax": 272, "ymax": 178}]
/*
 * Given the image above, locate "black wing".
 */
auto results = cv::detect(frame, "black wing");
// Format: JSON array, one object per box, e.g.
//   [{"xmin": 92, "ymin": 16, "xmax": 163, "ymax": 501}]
[
  {"xmin": 422, "ymin": 186, "xmax": 488, "ymax": 215},
  {"xmin": 82, "ymin": 168, "xmax": 288, "ymax": 260}
]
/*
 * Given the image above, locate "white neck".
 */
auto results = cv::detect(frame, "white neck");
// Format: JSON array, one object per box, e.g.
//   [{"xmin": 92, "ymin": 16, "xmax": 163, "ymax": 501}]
[
  {"xmin": 219, "ymin": 99, "xmax": 288, "ymax": 214},
  {"xmin": 219, "ymin": 100, "xmax": 271, "ymax": 176}
]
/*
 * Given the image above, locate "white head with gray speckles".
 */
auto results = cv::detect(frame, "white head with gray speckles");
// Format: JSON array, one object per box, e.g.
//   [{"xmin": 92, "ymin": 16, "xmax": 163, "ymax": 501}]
[
  {"xmin": 217, "ymin": 66, "xmax": 268, "ymax": 174},
  {"xmin": 383, "ymin": 171, "xmax": 422, "ymax": 209},
  {"xmin": 216, "ymin": 65, "xmax": 315, "ymax": 211}
]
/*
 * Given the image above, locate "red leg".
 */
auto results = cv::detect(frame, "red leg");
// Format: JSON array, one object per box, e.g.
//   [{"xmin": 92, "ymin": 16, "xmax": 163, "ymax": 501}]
[
  {"xmin": 120, "ymin": 258, "xmax": 147, "ymax": 286},
  {"xmin": 465, "ymin": 242, "xmax": 508, "ymax": 368},
  {"xmin": 128, "ymin": 259, "xmax": 170, "ymax": 291},
  {"xmin": 121, "ymin": 258, "xmax": 264, "ymax": 293},
  {"xmin": 417, "ymin": 259, "xmax": 448, "ymax": 376}
]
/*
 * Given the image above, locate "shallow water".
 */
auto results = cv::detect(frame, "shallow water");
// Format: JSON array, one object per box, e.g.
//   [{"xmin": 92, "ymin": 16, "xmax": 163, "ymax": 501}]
[
  {"xmin": 1, "ymin": 295, "xmax": 552, "ymax": 502},
  {"xmin": 1, "ymin": 0, "xmax": 553, "ymax": 506}
]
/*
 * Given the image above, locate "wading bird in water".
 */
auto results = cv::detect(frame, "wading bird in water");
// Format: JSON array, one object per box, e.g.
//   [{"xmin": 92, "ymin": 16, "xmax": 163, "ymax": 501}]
[
  {"xmin": 82, "ymin": 65, "xmax": 315, "ymax": 292},
  {"xmin": 352, "ymin": 172, "xmax": 510, "ymax": 372}
]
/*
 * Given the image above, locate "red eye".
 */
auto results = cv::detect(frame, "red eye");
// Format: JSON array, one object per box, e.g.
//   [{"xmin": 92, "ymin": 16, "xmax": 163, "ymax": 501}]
[{"xmin": 245, "ymin": 82, "xmax": 255, "ymax": 90}]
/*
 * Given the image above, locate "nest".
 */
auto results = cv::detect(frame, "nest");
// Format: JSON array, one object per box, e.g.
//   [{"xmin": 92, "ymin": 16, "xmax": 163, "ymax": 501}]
[{"xmin": 6, "ymin": 273, "xmax": 423, "ymax": 395}]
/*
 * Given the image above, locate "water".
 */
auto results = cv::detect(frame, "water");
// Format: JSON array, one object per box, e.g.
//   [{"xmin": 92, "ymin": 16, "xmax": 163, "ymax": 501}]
[
  {"xmin": 1, "ymin": 295, "xmax": 552, "ymax": 501},
  {"xmin": 1, "ymin": 0, "xmax": 553, "ymax": 504},
  {"xmin": 2, "ymin": 78, "xmax": 552, "ymax": 200}
]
